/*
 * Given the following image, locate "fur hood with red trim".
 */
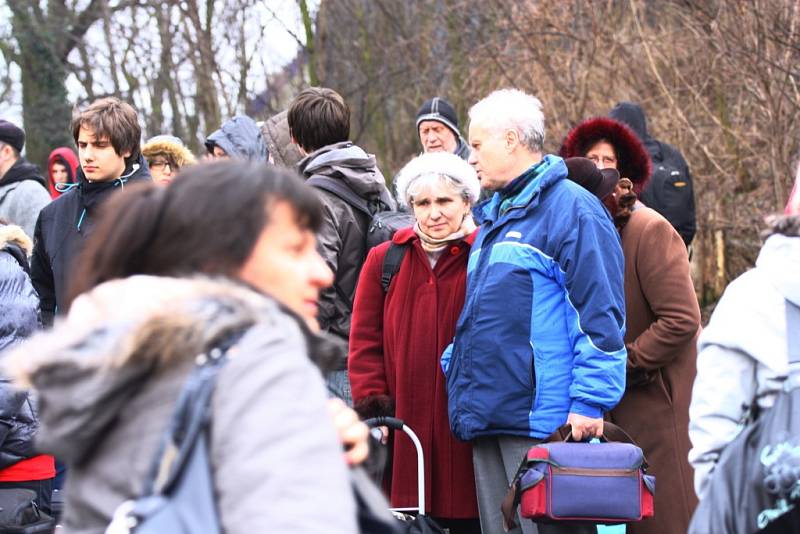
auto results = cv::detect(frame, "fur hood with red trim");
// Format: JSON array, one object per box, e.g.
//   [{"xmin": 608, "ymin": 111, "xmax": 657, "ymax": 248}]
[{"xmin": 559, "ymin": 117, "xmax": 652, "ymax": 195}]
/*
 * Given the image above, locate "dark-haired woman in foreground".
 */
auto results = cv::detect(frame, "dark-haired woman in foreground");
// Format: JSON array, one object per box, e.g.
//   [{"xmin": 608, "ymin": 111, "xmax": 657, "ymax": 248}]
[
  {"xmin": 561, "ymin": 118, "xmax": 701, "ymax": 534},
  {"xmin": 6, "ymin": 161, "xmax": 359, "ymax": 533}
]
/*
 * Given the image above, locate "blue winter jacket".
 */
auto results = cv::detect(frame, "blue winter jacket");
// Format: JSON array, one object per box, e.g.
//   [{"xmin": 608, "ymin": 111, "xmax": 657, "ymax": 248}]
[{"xmin": 441, "ymin": 155, "xmax": 627, "ymax": 440}]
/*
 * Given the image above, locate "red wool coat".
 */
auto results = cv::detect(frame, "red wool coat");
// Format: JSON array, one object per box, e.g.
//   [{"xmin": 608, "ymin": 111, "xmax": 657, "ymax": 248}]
[{"xmin": 349, "ymin": 227, "xmax": 478, "ymax": 519}]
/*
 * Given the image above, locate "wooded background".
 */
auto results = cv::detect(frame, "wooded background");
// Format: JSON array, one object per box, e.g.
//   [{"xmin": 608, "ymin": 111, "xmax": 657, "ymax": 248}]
[{"xmin": 1, "ymin": 0, "xmax": 798, "ymax": 307}]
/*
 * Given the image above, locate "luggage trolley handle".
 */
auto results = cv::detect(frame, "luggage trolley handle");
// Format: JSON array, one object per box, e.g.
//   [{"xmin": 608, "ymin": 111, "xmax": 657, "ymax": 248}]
[{"xmin": 364, "ymin": 416, "xmax": 426, "ymax": 516}]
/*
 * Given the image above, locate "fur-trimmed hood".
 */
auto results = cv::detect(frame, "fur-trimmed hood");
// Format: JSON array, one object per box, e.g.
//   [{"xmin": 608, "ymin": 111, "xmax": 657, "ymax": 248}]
[
  {"xmin": 4, "ymin": 276, "xmax": 272, "ymax": 463},
  {"xmin": 141, "ymin": 137, "xmax": 197, "ymax": 168},
  {"xmin": 560, "ymin": 117, "xmax": 652, "ymax": 194},
  {"xmin": 0, "ymin": 224, "xmax": 32, "ymax": 257}
]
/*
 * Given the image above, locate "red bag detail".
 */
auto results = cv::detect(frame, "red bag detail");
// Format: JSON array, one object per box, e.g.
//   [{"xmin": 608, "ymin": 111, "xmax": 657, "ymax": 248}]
[
  {"xmin": 641, "ymin": 476, "xmax": 654, "ymax": 519},
  {"xmin": 527, "ymin": 447, "xmax": 550, "ymax": 461},
  {"xmin": 520, "ymin": 478, "xmax": 547, "ymax": 517}
]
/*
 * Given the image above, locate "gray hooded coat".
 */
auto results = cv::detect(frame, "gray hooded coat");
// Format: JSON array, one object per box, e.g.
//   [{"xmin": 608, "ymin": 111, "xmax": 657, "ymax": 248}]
[
  {"xmin": 205, "ymin": 115, "xmax": 269, "ymax": 162},
  {"xmin": 5, "ymin": 276, "xmax": 357, "ymax": 534},
  {"xmin": 298, "ymin": 142, "xmax": 395, "ymax": 362}
]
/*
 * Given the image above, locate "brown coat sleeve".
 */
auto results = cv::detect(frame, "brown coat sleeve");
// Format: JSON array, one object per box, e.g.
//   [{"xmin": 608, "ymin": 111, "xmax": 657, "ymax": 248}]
[{"xmin": 626, "ymin": 210, "xmax": 701, "ymax": 371}]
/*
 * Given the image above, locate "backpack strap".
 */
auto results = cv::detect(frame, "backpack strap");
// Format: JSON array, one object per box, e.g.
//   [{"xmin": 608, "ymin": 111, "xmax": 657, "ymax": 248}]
[
  {"xmin": 306, "ymin": 175, "xmax": 372, "ymax": 217},
  {"xmin": 143, "ymin": 328, "xmax": 248, "ymax": 496},
  {"xmin": 380, "ymin": 242, "xmax": 408, "ymax": 293}
]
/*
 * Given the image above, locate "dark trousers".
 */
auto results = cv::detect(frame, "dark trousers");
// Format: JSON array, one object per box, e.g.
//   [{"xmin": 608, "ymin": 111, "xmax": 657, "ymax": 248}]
[{"xmin": 0, "ymin": 478, "xmax": 54, "ymax": 516}]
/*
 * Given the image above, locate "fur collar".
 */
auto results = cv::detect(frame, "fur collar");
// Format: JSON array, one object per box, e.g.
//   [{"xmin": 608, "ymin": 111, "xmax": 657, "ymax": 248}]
[{"xmin": 0, "ymin": 225, "xmax": 32, "ymax": 255}]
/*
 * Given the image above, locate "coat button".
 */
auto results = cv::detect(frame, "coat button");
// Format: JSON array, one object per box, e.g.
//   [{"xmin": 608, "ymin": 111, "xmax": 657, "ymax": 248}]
[{"xmin": 450, "ymin": 245, "xmax": 460, "ymax": 255}]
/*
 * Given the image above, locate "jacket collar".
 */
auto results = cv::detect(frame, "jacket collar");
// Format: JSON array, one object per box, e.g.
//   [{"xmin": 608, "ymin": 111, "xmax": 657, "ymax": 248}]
[
  {"xmin": 392, "ymin": 225, "xmax": 477, "ymax": 246},
  {"xmin": 479, "ymin": 155, "xmax": 567, "ymax": 223}
]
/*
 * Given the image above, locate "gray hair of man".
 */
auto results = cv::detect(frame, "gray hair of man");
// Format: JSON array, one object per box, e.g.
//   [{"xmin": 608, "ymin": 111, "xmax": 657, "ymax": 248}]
[
  {"xmin": 395, "ymin": 151, "xmax": 481, "ymax": 209},
  {"xmin": 468, "ymin": 88, "xmax": 545, "ymax": 153}
]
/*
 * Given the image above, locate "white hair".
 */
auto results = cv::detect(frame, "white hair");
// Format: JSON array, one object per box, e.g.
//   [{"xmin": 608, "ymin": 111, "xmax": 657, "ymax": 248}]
[
  {"xmin": 468, "ymin": 88, "xmax": 545, "ymax": 152},
  {"xmin": 395, "ymin": 152, "xmax": 480, "ymax": 209}
]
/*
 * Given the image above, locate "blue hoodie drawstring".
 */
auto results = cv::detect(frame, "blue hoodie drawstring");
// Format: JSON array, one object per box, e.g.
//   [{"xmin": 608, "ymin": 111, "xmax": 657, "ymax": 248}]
[
  {"xmin": 76, "ymin": 208, "xmax": 87, "ymax": 230},
  {"xmin": 55, "ymin": 182, "xmax": 80, "ymax": 194},
  {"xmin": 75, "ymin": 163, "xmax": 140, "ymax": 230}
]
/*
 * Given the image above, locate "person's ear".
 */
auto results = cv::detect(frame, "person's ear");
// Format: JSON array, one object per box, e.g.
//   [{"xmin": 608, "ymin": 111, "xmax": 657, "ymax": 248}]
[
  {"xmin": 504, "ymin": 129, "xmax": 519, "ymax": 152},
  {"xmin": 122, "ymin": 149, "xmax": 132, "ymax": 159}
]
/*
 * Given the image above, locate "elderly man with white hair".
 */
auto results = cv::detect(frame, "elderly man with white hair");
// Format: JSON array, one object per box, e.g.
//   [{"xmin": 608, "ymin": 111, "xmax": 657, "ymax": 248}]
[{"xmin": 441, "ymin": 89, "xmax": 627, "ymax": 534}]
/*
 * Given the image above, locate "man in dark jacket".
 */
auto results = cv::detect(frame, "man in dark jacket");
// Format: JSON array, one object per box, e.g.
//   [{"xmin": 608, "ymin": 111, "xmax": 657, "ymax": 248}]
[
  {"xmin": 31, "ymin": 97, "xmax": 151, "ymax": 326},
  {"xmin": 289, "ymin": 87, "xmax": 394, "ymax": 404},
  {"xmin": 0, "ymin": 120, "xmax": 51, "ymax": 238},
  {"xmin": 609, "ymin": 102, "xmax": 697, "ymax": 246}
]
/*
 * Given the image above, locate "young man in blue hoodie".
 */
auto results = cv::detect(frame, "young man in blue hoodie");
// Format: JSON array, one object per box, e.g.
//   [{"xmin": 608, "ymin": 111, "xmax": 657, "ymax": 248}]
[{"xmin": 442, "ymin": 89, "xmax": 627, "ymax": 534}]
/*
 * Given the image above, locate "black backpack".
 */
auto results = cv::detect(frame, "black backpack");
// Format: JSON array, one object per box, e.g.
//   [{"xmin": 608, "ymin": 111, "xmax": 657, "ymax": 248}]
[
  {"xmin": 688, "ymin": 299, "xmax": 800, "ymax": 534},
  {"xmin": 639, "ymin": 143, "xmax": 696, "ymax": 246},
  {"xmin": 306, "ymin": 176, "xmax": 414, "ymax": 250}
]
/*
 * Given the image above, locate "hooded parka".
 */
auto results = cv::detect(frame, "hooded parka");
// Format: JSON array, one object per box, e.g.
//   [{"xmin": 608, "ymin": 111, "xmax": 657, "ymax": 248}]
[
  {"xmin": 46, "ymin": 147, "xmax": 79, "ymax": 199},
  {"xmin": 0, "ymin": 224, "xmax": 55, "ymax": 484},
  {"xmin": 5, "ymin": 275, "xmax": 357, "ymax": 534},
  {"xmin": 609, "ymin": 102, "xmax": 697, "ymax": 245},
  {"xmin": 298, "ymin": 141, "xmax": 395, "ymax": 360},
  {"xmin": 349, "ymin": 227, "xmax": 479, "ymax": 519},
  {"xmin": 204, "ymin": 115, "xmax": 268, "ymax": 162},
  {"xmin": 30, "ymin": 154, "xmax": 151, "ymax": 325},
  {"xmin": 0, "ymin": 158, "xmax": 50, "ymax": 238},
  {"xmin": 562, "ymin": 118, "xmax": 701, "ymax": 534}
]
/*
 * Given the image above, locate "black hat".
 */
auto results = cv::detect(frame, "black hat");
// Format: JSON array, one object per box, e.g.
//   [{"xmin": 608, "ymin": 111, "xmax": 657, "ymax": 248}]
[
  {"xmin": 0, "ymin": 120, "xmax": 24, "ymax": 153},
  {"xmin": 416, "ymin": 97, "xmax": 460, "ymax": 138},
  {"xmin": 565, "ymin": 157, "xmax": 620, "ymax": 200}
]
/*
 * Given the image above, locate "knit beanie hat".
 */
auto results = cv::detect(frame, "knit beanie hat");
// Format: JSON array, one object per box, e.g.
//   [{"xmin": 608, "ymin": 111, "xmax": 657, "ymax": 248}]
[
  {"xmin": 0, "ymin": 120, "xmax": 25, "ymax": 153},
  {"xmin": 416, "ymin": 97, "xmax": 460, "ymax": 138},
  {"xmin": 565, "ymin": 157, "xmax": 620, "ymax": 200}
]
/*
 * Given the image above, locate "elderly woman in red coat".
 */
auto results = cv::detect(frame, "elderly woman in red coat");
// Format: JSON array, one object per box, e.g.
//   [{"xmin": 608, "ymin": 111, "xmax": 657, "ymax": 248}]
[
  {"xmin": 349, "ymin": 151, "xmax": 480, "ymax": 533},
  {"xmin": 561, "ymin": 118, "xmax": 701, "ymax": 534}
]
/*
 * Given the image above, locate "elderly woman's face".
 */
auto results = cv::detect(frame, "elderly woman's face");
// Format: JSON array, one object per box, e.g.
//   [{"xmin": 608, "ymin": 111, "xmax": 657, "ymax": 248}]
[
  {"xmin": 586, "ymin": 140, "xmax": 618, "ymax": 170},
  {"xmin": 411, "ymin": 179, "xmax": 470, "ymax": 239}
]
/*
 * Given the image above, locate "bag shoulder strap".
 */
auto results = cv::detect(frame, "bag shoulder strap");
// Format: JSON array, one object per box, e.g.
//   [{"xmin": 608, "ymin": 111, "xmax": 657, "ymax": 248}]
[
  {"xmin": 306, "ymin": 175, "xmax": 372, "ymax": 217},
  {"xmin": 143, "ymin": 329, "xmax": 248, "ymax": 496},
  {"xmin": 380, "ymin": 242, "xmax": 408, "ymax": 293},
  {"xmin": 787, "ymin": 299, "xmax": 800, "ymax": 366}
]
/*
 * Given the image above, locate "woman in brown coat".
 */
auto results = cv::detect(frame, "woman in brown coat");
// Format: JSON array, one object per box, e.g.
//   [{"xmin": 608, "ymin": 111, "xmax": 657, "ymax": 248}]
[{"xmin": 561, "ymin": 118, "xmax": 701, "ymax": 534}]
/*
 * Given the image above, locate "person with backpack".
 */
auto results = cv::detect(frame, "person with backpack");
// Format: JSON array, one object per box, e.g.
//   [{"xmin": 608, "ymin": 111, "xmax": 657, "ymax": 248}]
[
  {"xmin": 687, "ymin": 166, "xmax": 800, "ymax": 533},
  {"xmin": 290, "ymin": 87, "xmax": 395, "ymax": 405},
  {"xmin": 5, "ymin": 161, "xmax": 359, "ymax": 533},
  {"xmin": 349, "ymin": 152, "xmax": 481, "ymax": 533},
  {"xmin": 609, "ymin": 102, "xmax": 696, "ymax": 247}
]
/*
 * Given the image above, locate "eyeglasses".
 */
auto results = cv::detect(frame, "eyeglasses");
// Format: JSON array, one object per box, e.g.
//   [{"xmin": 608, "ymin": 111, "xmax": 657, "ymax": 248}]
[{"xmin": 149, "ymin": 159, "xmax": 176, "ymax": 171}]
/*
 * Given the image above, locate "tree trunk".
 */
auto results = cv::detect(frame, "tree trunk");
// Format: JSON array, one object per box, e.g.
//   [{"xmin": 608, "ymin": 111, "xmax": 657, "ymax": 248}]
[{"xmin": 12, "ymin": 8, "xmax": 73, "ymax": 167}]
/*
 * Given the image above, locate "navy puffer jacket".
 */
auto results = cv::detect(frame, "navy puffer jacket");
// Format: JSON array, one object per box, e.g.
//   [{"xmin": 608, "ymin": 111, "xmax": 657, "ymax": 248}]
[{"xmin": 0, "ymin": 224, "xmax": 42, "ymax": 468}]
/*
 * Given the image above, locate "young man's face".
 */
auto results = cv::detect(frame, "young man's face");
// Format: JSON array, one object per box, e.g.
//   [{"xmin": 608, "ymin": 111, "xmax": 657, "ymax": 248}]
[{"xmin": 77, "ymin": 126, "xmax": 130, "ymax": 182}]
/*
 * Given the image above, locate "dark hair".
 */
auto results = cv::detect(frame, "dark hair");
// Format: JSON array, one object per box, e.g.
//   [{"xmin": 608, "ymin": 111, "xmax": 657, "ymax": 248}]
[
  {"xmin": 71, "ymin": 97, "xmax": 142, "ymax": 160},
  {"xmin": 68, "ymin": 160, "xmax": 323, "ymax": 307},
  {"xmin": 287, "ymin": 87, "xmax": 350, "ymax": 153}
]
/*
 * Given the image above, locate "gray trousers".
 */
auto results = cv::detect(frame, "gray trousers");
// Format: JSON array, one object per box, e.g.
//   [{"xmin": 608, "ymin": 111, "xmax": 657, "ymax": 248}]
[{"xmin": 472, "ymin": 435, "xmax": 597, "ymax": 534}]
